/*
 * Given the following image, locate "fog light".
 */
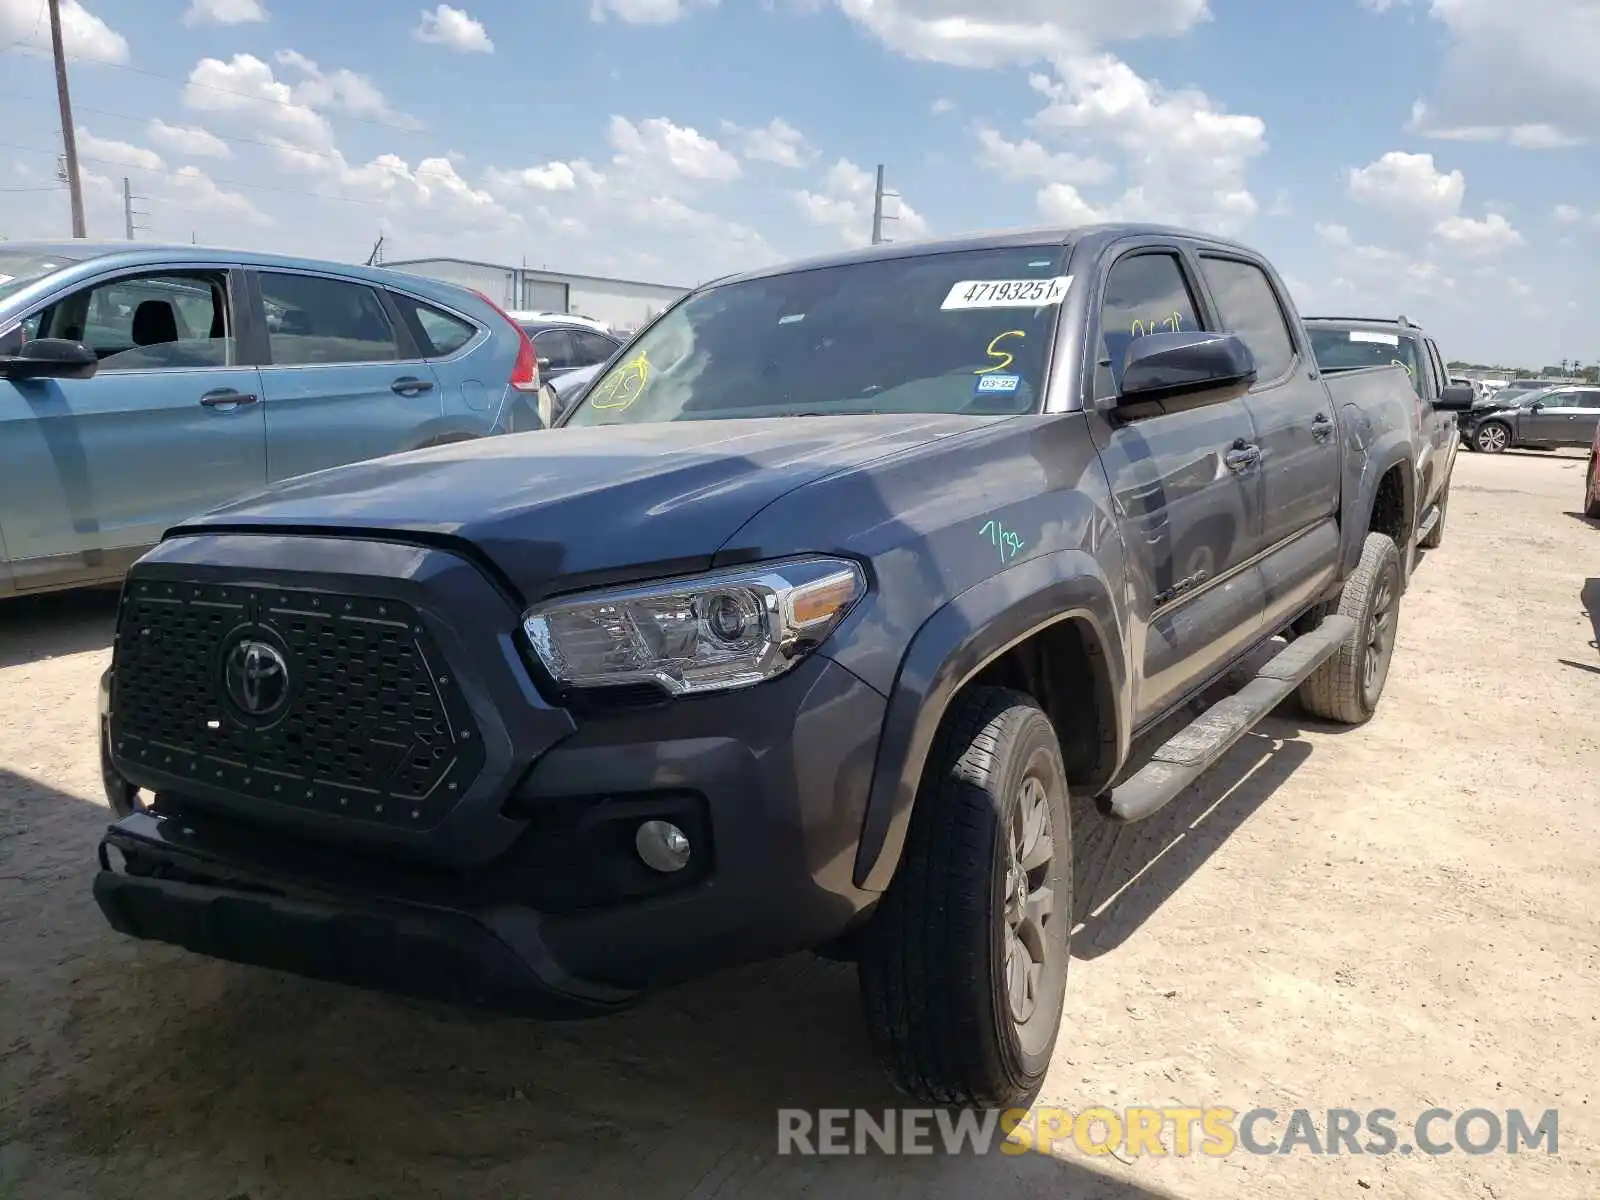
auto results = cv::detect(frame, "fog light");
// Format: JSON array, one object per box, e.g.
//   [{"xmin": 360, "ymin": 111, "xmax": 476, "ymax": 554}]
[{"xmin": 635, "ymin": 819, "xmax": 692, "ymax": 872}]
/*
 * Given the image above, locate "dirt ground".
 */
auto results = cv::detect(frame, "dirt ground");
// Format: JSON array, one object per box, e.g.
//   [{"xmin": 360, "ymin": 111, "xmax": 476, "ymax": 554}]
[{"xmin": 2, "ymin": 447, "xmax": 1597, "ymax": 1200}]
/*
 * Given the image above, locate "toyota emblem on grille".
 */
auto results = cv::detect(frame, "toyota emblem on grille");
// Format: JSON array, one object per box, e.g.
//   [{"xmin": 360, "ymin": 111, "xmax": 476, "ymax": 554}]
[{"xmin": 223, "ymin": 638, "xmax": 290, "ymax": 718}]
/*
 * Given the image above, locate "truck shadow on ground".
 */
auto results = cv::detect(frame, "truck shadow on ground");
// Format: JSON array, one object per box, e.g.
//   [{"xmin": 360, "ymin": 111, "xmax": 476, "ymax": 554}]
[
  {"xmin": 0, "ymin": 586, "xmax": 119, "ymax": 669},
  {"xmin": 1561, "ymin": 577, "xmax": 1600, "ymax": 675},
  {"xmin": 1, "ymin": 768, "xmax": 1189, "ymax": 1200}
]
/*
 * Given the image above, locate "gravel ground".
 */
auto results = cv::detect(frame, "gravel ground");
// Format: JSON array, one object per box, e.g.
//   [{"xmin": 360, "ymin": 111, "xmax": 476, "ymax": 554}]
[{"xmin": 1, "ymin": 447, "xmax": 1596, "ymax": 1200}]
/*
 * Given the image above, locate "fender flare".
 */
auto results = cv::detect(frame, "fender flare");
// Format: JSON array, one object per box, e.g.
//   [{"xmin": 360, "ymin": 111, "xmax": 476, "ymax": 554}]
[
  {"xmin": 1340, "ymin": 428, "xmax": 1415, "ymax": 577},
  {"xmin": 851, "ymin": 549, "xmax": 1128, "ymax": 892}
]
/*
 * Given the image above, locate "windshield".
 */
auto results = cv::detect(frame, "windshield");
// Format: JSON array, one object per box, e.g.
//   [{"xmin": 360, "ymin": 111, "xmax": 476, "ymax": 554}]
[
  {"xmin": 0, "ymin": 250, "xmax": 78, "ymax": 305},
  {"xmin": 564, "ymin": 245, "xmax": 1072, "ymax": 426},
  {"xmin": 1306, "ymin": 326, "xmax": 1425, "ymax": 397}
]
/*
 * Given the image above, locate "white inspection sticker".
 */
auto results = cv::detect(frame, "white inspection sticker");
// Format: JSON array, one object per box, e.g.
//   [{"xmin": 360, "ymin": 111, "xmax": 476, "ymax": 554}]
[
  {"xmin": 941, "ymin": 275, "xmax": 1073, "ymax": 311},
  {"xmin": 1348, "ymin": 330, "xmax": 1400, "ymax": 346}
]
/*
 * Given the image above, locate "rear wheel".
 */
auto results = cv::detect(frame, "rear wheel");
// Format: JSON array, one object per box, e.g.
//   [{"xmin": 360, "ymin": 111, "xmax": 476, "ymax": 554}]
[
  {"xmin": 857, "ymin": 687, "xmax": 1072, "ymax": 1107},
  {"xmin": 1298, "ymin": 531, "xmax": 1403, "ymax": 725},
  {"xmin": 1474, "ymin": 421, "xmax": 1510, "ymax": 453}
]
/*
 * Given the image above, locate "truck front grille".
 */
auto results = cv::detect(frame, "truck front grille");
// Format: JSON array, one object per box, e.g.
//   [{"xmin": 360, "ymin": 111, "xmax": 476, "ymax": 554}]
[{"xmin": 109, "ymin": 578, "xmax": 486, "ymax": 829}]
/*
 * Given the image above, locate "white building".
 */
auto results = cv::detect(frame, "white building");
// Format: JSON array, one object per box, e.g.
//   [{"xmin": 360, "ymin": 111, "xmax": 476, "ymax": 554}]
[{"xmin": 382, "ymin": 257, "xmax": 689, "ymax": 331}]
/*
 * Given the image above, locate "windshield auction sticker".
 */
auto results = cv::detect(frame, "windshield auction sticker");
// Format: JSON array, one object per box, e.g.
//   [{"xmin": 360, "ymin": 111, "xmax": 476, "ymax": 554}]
[{"xmin": 941, "ymin": 276, "xmax": 1073, "ymax": 310}]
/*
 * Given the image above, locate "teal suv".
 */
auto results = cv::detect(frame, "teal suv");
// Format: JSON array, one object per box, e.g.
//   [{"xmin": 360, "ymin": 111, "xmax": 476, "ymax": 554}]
[{"xmin": 0, "ymin": 242, "xmax": 541, "ymax": 598}]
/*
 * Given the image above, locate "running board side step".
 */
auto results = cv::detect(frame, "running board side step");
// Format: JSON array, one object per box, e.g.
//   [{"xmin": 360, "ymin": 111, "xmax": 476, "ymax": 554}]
[
  {"xmin": 1097, "ymin": 615, "xmax": 1356, "ymax": 824},
  {"xmin": 1415, "ymin": 502, "xmax": 1441, "ymax": 544}
]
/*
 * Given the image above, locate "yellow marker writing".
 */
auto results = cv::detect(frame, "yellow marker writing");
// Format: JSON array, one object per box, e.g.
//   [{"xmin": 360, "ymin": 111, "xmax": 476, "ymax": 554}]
[
  {"xmin": 590, "ymin": 350, "xmax": 652, "ymax": 410},
  {"xmin": 1390, "ymin": 357, "xmax": 1414, "ymax": 379},
  {"xmin": 975, "ymin": 329, "xmax": 1025, "ymax": 374}
]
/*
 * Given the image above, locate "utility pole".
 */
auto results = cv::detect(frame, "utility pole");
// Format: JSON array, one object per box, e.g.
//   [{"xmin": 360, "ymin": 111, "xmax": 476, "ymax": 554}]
[
  {"xmin": 870, "ymin": 163, "xmax": 899, "ymax": 245},
  {"xmin": 47, "ymin": 0, "xmax": 87, "ymax": 238},
  {"xmin": 123, "ymin": 178, "xmax": 133, "ymax": 239}
]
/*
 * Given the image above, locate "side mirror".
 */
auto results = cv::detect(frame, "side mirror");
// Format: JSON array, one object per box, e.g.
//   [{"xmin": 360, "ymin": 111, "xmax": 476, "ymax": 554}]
[
  {"xmin": 537, "ymin": 357, "xmax": 553, "ymax": 371},
  {"xmin": 1435, "ymin": 382, "xmax": 1475, "ymax": 411},
  {"xmin": 1118, "ymin": 331, "xmax": 1256, "ymax": 406},
  {"xmin": 0, "ymin": 337, "xmax": 99, "ymax": 381}
]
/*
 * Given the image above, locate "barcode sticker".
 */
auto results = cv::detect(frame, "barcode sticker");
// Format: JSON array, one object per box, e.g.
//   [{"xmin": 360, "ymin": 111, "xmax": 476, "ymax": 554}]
[{"xmin": 941, "ymin": 276, "xmax": 1073, "ymax": 310}]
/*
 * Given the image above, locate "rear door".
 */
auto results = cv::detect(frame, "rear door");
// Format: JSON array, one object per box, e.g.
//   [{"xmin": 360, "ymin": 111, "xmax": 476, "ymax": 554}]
[
  {"xmin": 1573, "ymin": 390, "xmax": 1600, "ymax": 446},
  {"xmin": 254, "ymin": 269, "xmax": 443, "ymax": 482},
  {"xmin": 0, "ymin": 265, "xmax": 264, "ymax": 589},
  {"xmin": 1194, "ymin": 251, "xmax": 1342, "ymax": 632}
]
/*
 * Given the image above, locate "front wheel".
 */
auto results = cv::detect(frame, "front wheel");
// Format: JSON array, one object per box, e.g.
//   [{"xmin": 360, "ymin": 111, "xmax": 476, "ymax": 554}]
[
  {"xmin": 1585, "ymin": 457, "xmax": 1600, "ymax": 518},
  {"xmin": 857, "ymin": 687, "xmax": 1072, "ymax": 1107},
  {"xmin": 1475, "ymin": 421, "xmax": 1511, "ymax": 453},
  {"xmin": 1298, "ymin": 531, "xmax": 1403, "ymax": 725}
]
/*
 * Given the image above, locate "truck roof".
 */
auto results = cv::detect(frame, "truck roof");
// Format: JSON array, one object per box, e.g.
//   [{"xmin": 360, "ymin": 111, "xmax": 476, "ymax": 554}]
[
  {"xmin": 1303, "ymin": 315, "xmax": 1422, "ymax": 332},
  {"xmin": 706, "ymin": 222, "xmax": 1267, "ymax": 289}
]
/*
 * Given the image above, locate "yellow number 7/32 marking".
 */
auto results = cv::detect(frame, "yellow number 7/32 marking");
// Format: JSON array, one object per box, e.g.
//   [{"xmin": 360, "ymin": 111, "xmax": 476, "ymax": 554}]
[{"xmin": 975, "ymin": 329, "xmax": 1025, "ymax": 374}]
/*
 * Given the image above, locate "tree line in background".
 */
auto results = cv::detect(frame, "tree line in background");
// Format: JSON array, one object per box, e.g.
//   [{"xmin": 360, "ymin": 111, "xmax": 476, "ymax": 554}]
[{"xmin": 1447, "ymin": 360, "xmax": 1599, "ymax": 383}]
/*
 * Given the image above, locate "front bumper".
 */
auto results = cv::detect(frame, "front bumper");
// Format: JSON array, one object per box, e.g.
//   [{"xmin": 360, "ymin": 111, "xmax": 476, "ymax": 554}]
[{"xmin": 95, "ymin": 534, "xmax": 888, "ymax": 1014}]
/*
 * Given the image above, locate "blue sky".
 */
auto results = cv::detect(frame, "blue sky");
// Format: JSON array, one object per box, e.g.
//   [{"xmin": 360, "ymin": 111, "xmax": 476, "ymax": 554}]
[{"xmin": 1, "ymin": 0, "xmax": 1595, "ymax": 366}]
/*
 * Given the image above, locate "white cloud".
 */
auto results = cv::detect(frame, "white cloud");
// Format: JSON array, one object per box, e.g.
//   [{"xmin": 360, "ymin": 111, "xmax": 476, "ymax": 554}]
[
  {"xmin": 608, "ymin": 116, "xmax": 741, "ymax": 183},
  {"xmin": 794, "ymin": 157, "xmax": 930, "ymax": 247},
  {"xmin": 414, "ymin": 4, "xmax": 494, "ymax": 52},
  {"xmin": 1553, "ymin": 203, "xmax": 1583, "ymax": 223},
  {"xmin": 182, "ymin": 0, "xmax": 268, "ymax": 25},
  {"xmin": 1023, "ymin": 53, "xmax": 1265, "ymax": 233},
  {"xmin": 930, "ymin": 97, "xmax": 956, "ymax": 115},
  {"xmin": 974, "ymin": 126, "xmax": 1111, "ymax": 186},
  {"xmin": 1346, "ymin": 151, "xmax": 1464, "ymax": 222},
  {"xmin": 164, "ymin": 164, "xmax": 273, "ymax": 225},
  {"xmin": 1433, "ymin": 211, "xmax": 1523, "ymax": 255},
  {"xmin": 0, "ymin": 0, "xmax": 127, "ymax": 62},
  {"xmin": 721, "ymin": 118, "xmax": 814, "ymax": 167},
  {"xmin": 832, "ymin": 0, "xmax": 1209, "ymax": 67},
  {"xmin": 590, "ymin": 0, "xmax": 717, "ymax": 21},
  {"xmin": 184, "ymin": 53, "xmax": 336, "ymax": 154},
  {"xmin": 1390, "ymin": 1, "xmax": 1600, "ymax": 147},
  {"xmin": 1313, "ymin": 222, "xmax": 1455, "ymax": 302},
  {"xmin": 147, "ymin": 119, "xmax": 231, "ymax": 159},
  {"xmin": 75, "ymin": 128, "xmax": 164, "ymax": 173},
  {"xmin": 275, "ymin": 51, "xmax": 420, "ymax": 128}
]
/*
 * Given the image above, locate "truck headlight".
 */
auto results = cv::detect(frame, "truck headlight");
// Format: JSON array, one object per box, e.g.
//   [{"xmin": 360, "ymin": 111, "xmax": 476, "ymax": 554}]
[{"xmin": 522, "ymin": 556, "xmax": 866, "ymax": 696}]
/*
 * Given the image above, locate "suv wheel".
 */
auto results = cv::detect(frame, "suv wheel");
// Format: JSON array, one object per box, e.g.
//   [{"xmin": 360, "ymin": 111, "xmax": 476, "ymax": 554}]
[
  {"xmin": 1298, "ymin": 531, "xmax": 1403, "ymax": 724},
  {"xmin": 1475, "ymin": 421, "xmax": 1510, "ymax": 453},
  {"xmin": 1585, "ymin": 456, "xmax": 1600, "ymax": 519},
  {"xmin": 857, "ymin": 687, "xmax": 1072, "ymax": 1107}
]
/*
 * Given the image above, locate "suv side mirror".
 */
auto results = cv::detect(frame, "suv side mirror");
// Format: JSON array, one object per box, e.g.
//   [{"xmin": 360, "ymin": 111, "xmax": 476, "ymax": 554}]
[
  {"xmin": 1118, "ymin": 331, "xmax": 1256, "ymax": 407},
  {"xmin": 0, "ymin": 337, "xmax": 98, "ymax": 381},
  {"xmin": 1435, "ymin": 382, "xmax": 1475, "ymax": 411}
]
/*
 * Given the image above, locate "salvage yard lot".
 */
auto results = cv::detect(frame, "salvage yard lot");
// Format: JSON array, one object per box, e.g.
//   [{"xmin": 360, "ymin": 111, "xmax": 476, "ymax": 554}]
[{"xmin": 2, "ymin": 449, "xmax": 1596, "ymax": 1200}]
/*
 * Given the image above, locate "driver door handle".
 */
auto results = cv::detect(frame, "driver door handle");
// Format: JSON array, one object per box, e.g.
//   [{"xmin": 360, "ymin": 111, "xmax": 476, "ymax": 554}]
[
  {"xmin": 199, "ymin": 388, "xmax": 257, "ymax": 408},
  {"xmin": 1225, "ymin": 440, "xmax": 1261, "ymax": 472},
  {"xmin": 391, "ymin": 376, "xmax": 435, "ymax": 395},
  {"xmin": 1311, "ymin": 412, "xmax": 1333, "ymax": 441}
]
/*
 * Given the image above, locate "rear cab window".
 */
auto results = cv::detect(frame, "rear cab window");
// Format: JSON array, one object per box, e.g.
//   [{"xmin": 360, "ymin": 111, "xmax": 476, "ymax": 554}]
[
  {"xmin": 565, "ymin": 244, "xmax": 1075, "ymax": 425},
  {"xmin": 1196, "ymin": 255, "xmax": 1297, "ymax": 383},
  {"xmin": 1306, "ymin": 324, "xmax": 1426, "ymax": 398}
]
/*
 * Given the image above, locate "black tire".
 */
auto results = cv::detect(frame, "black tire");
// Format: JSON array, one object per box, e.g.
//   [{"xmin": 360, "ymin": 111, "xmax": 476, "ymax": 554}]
[
  {"xmin": 1298, "ymin": 532, "xmax": 1403, "ymax": 725},
  {"xmin": 1584, "ymin": 457, "xmax": 1600, "ymax": 519},
  {"xmin": 1474, "ymin": 421, "xmax": 1511, "ymax": 453},
  {"xmin": 1418, "ymin": 482, "xmax": 1448, "ymax": 549},
  {"xmin": 857, "ymin": 687, "xmax": 1072, "ymax": 1107}
]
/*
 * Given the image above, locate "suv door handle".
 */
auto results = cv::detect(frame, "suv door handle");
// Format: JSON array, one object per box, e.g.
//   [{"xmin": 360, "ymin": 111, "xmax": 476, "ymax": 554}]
[
  {"xmin": 1224, "ymin": 441, "xmax": 1261, "ymax": 472},
  {"xmin": 1311, "ymin": 412, "xmax": 1333, "ymax": 441},
  {"xmin": 391, "ymin": 376, "xmax": 435, "ymax": 395},
  {"xmin": 198, "ymin": 389, "xmax": 257, "ymax": 408}
]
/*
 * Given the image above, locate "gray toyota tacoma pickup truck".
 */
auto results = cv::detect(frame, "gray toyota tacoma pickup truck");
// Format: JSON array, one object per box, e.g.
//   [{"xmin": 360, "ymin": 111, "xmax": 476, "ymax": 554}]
[{"xmin": 93, "ymin": 224, "xmax": 1473, "ymax": 1107}]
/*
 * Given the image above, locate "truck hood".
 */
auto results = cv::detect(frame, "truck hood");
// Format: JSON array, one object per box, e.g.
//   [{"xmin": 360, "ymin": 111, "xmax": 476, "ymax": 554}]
[{"xmin": 177, "ymin": 414, "xmax": 1004, "ymax": 600}]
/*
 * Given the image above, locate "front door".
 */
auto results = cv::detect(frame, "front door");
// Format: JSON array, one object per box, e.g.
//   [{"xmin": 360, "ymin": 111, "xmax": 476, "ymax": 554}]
[
  {"xmin": 255, "ymin": 270, "xmax": 443, "ymax": 482},
  {"xmin": 0, "ymin": 267, "xmax": 265, "ymax": 591},
  {"xmin": 1085, "ymin": 246, "xmax": 1264, "ymax": 726}
]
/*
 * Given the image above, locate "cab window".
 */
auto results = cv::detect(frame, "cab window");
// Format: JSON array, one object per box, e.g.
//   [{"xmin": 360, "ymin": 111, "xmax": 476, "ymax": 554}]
[
  {"xmin": 1095, "ymin": 252, "xmax": 1202, "ymax": 399},
  {"xmin": 28, "ymin": 270, "xmax": 234, "ymax": 370}
]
